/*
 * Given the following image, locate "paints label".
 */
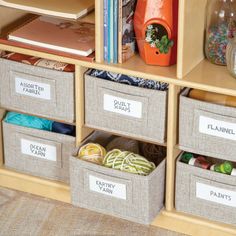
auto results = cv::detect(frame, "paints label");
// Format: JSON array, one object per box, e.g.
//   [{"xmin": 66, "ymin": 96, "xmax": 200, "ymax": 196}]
[
  {"xmin": 89, "ymin": 175, "xmax": 127, "ymax": 200},
  {"xmin": 15, "ymin": 77, "xmax": 51, "ymax": 100},
  {"xmin": 196, "ymin": 182, "xmax": 236, "ymax": 207},
  {"xmin": 199, "ymin": 116, "xmax": 236, "ymax": 141},
  {"xmin": 21, "ymin": 139, "xmax": 57, "ymax": 161},
  {"xmin": 103, "ymin": 94, "xmax": 142, "ymax": 118}
]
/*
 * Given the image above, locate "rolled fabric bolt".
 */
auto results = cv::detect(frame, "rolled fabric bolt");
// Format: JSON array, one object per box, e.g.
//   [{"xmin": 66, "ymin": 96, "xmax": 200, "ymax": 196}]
[{"xmin": 78, "ymin": 143, "xmax": 107, "ymax": 165}]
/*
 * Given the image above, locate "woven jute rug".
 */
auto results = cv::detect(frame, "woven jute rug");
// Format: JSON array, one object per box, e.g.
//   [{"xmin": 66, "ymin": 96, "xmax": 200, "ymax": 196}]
[{"xmin": 0, "ymin": 187, "xmax": 186, "ymax": 236}]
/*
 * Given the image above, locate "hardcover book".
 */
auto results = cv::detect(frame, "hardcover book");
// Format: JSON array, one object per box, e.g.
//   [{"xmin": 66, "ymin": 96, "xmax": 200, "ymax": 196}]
[
  {"xmin": 8, "ymin": 16, "xmax": 95, "ymax": 57},
  {"xmin": 0, "ymin": 0, "xmax": 94, "ymax": 19},
  {"xmin": 118, "ymin": 0, "xmax": 137, "ymax": 63},
  {"xmin": 103, "ymin": 0, "xmax": 108, "ymax": 62}
]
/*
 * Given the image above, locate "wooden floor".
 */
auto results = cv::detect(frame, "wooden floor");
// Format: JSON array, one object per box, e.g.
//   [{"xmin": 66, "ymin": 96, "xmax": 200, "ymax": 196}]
[{"xmin": 0, "ymin": 187, "xmax": 186, "ymax": 236}]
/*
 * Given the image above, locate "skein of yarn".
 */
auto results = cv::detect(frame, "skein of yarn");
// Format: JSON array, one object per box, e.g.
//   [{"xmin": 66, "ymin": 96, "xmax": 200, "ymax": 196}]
[
  {"xmin": 78, "ymin": 143, "xmax": 107, "ymax": 165},
  {"xmin": 106, "ymin": 137, "xmax": 140, "ymax": 153},
  {"xmin": 103, "ymin": 149, "xmax": 156, "ymax": 176}
]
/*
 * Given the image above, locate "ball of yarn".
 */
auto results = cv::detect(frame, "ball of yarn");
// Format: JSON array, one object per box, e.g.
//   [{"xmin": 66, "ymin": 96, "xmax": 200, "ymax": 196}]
[
  {"xmin": 103, "ymin": 149, "xmax": 156, "ymax": 176},
  {"xmin": 140, "ymin": 143, "xmax": 166, "ymax": 165},
  {"xmin": 78, "ymin": 143, "xmax": 107, "ymax": 165},
  {"xmin": 106, "ymin": 137, "xmax": 139, "ymax": 154}
]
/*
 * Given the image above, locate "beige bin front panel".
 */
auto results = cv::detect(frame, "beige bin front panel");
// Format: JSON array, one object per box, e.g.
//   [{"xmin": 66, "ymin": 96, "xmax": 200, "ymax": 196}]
[
  {"xmin": 70, "ymin": 131, "xmax": 165, "ymax": 224},
  {"xmin": 3, "ymin": 121, "xmax": 75, "ymax": 183},
  {"xmin": 176, "ymin": 155, "xmax": 236, "ymax": 226},
  {"xmin": 0, "ymin": 58, "xmax": 75, "ymax": 122},
  {"xmin": 85, "ymin": 74, "xmax": 167, "ymax": 143},
  {"xmin": 179, "ymin": 89, "xmax": 236, "ymax": 161}
]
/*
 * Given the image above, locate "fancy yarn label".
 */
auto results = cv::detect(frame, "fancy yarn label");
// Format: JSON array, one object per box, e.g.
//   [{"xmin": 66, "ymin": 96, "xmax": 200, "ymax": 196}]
[
  {"xmin": 103, "ymin": 94, "xmax": 142, "ymax": 118},
  {"xmin": 199, "ymin": 116, "xmax": 236, "ymax": 140},
  {"xmin": 196, "ymin": 182, "xmax": 236, "ymax": 207},
  {"xmin": 21, "ymin": 139, "xmax": 57, "ymax": 161},
  {"xmin": 15, "ymin": 77, "xmax": 51, "ymax": 100},
  {"xmin": 89, "ymin": 175, "xmax": 127, "ymax": 200}
]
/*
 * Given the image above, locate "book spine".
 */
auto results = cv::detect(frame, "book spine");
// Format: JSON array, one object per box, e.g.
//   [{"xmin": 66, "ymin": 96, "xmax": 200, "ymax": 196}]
[
  {"xmin": 107, "ymin": 0, "xmax": 111, "ymax": 63},
  {"xmin": 113, "ymin": 0, "xmax": 118, "ymax": 64},
  {"xmin": 104, "ymin": 0, "xmax": 108, "ymax": 62},
  {"xmin": 109, "ymin": 0, "xmax": 114, "ymax": 63},
  {"xmin": 118, "ymin": 0, "xmax": 123, "ymax": 64},
  {"xmin": 121, "ymin": 0, "xmax": 136, "ymax": 63}
]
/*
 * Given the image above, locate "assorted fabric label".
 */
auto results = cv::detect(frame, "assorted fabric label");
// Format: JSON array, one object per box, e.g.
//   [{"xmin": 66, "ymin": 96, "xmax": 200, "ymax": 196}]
[{"xmin": 15, "ymin": 77, "xmax": 51, "ymax": 100}]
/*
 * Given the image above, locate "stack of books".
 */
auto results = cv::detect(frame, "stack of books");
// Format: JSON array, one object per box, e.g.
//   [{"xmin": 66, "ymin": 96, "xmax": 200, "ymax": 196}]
[
  {"xmin": 0, "ymin": 1, "xmax": 96, "ymax": 62},
  {"xmin": 104, "ymin": 0, "xmax": 137, "ymax": 64}
]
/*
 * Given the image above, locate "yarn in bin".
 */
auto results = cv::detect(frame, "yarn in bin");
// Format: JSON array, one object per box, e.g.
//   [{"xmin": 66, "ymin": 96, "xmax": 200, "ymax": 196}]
[
  {"xmin": 78, "ymin": 143, "xmax": 107, "ymax": 165},
  {"xmin": 103, "ymin": 149, "xmax": 156, "ymax": 176},
  {"xmin": 106, "ymin": 137, "xmax": 139, "ymax": 154}
]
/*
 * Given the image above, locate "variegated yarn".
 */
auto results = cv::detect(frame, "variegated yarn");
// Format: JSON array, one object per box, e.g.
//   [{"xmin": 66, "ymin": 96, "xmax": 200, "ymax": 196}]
[
  {"xmin": 103, "ymin": 149, "xmax": 156, "ymax": 176},
  {"xmin": 78, "ymin": 143, "xmax": 107, "ymax": 165}
]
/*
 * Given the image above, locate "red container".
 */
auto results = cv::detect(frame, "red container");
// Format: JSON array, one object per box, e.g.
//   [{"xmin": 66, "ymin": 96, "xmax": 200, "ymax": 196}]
[{"xmin": 134, "ymin": 0, "xmax": 178, "ymax": 66}]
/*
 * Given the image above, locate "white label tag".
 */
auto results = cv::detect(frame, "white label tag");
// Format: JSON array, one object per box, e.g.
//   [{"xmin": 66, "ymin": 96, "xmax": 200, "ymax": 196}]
[
  {"xmin": 15, "ymin": 77, "xmax": 51, "ymax": 100},
  {"xmin": 103, "ymin": 94, "xmax": 142, "ymax": 118},
  {"xmin": 199, "ymin": 116, "xmax": 236, "ymax": 141},
  {"xmin": 196, "ymin": 182, "xmax": 236, "ymax": 208},
  {"xmin": 89, "ymin": 175, "xmax": 127, "ymax": 200},
  {"xmin": 21, "ymin": 139, "xmax": 57, "ymax": 161}
]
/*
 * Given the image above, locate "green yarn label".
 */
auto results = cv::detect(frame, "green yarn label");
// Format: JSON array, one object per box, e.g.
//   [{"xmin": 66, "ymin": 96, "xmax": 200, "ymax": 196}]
[
  {"xmin": 15, "ymin": 77, "xmax": 51, "ymax": 100},
  {"xmin": 89, "ymin": 175, "xmax": 127, "ymax": 200},
  {"xmin": 196, "ymin": 182, "xmax": 236, "ymax": 207},
  {"xmin": 103, "ymin": 94, "xmax": 142, "ymax": 118}
]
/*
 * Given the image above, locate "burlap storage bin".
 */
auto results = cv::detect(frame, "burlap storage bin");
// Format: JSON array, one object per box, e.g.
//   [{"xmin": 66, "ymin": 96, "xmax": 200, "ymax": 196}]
[
  {"xmin": 3, "ymin": 121, "xmax": 75, "ymax": 183},
  {"xmin": 84, "ymin": 74, "xmax": 167, "ymax": 143},
  {"xmin": 0, "ymin": 58, "xmax": 75, "ymax": 122},
  {"xmin": 179, "ymin": 88, "xmax": 236, "ymax": 162},
  {"xmin": 175, "ymin": 154, "xmax": 236, "ymax": 226},
  {"xmin": 70, "ymin": 131, "xmax": 165, "ymax": 224}
]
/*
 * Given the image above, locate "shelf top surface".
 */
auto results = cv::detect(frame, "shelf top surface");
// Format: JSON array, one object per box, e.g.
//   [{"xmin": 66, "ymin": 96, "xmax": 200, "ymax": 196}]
[
  {"xmin": 0, "ymin": 0, "xmax": 95, "ymax": 19},
  {"xmin": 182, "ymin": 60, "xmax": 236, "ymax": 96}
]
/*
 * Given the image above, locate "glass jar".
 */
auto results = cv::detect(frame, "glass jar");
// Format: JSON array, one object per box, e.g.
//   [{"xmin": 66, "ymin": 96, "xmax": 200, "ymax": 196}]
[
  {"xmin": 205, "ymin": 0, "xmax": 236, "ymax": 65},
  {"xmin": 226, "ymin": 37, "xmax": 236, "ymax": 77}
]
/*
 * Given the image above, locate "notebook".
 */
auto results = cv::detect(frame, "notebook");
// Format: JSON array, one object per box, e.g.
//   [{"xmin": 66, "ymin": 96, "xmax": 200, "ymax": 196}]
[
  {"xmin": 8, "ymin": 16, "xmax": 95, "ymax": 56},
  {"xmin": 0, "ymin": 0, "xmax": 94, "ymax": 19}
]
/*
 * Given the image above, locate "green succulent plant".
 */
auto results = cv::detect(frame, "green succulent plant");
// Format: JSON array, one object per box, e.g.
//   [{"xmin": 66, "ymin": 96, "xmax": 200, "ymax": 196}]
[{"xmin": 145, "ymin": 24, "xmax": 174, "ymax": 54}]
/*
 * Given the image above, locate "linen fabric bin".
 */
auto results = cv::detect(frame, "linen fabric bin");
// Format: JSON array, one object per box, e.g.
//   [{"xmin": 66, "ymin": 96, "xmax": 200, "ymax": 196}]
[
  {"xmin": 0, "ymin": 58, "xmax": 75, "ymax": 122},
  {"xmin": 84, "ymin": 73, "xmax": 167, "ymax": 143},
  {"xmin": 179, "ymin": 88, "xmax": 236, "ymax": 162},
  {"xmin": 3, "ymin": 121, "xmax": 75, "ymax": 183},
  {"xmin": 175, "ymin": 154, "xmax": 236, "ymax": 226},
  {"xmin": 70, "ymin": 131, "xmax": 166, "ymax": 224}
]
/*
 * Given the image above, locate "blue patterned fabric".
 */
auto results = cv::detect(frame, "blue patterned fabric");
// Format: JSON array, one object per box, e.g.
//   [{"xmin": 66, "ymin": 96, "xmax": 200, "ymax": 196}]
[{"xmin": 88, "ymin": 69, "xmax": 169, "ymax": 91}]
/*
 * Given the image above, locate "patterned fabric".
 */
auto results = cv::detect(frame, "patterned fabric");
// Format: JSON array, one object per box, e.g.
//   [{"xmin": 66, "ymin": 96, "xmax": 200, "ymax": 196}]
[
  {"xmin": 1, "ymin": 51, "xmax": 75, "ymax": 72},
  {"xmin": 88, "ymin": 69, "xmax": 169, "ymax": 91}
]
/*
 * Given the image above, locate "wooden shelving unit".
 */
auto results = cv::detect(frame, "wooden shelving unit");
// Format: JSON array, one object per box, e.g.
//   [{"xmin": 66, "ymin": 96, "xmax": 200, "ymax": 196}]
[{"xmin": 0, "ymin": 0, "xmax": 236, "ymax": 235}]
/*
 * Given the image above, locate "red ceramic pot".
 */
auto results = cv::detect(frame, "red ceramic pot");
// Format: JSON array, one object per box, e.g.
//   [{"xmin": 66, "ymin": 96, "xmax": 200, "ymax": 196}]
[{"xmin": 134, "ymin": 0, "xmax": 178, "ymax": 66}]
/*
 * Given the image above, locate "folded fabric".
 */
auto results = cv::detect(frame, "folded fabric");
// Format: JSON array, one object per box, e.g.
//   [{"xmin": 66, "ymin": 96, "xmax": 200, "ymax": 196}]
[
  {"xmin": 88, "ymin": 69, "xmax": 168, "ymax": 91},
  {"xmin": 1, "ymin": 51, "xmax": 75, "ymax": 72},
  {"xmin": 5, "ymin": 112, "xmax": 53, "ymax": 131},
  {"xmin": 4, "ymin": 112, "xmax": 75, "ymax": 136}
]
